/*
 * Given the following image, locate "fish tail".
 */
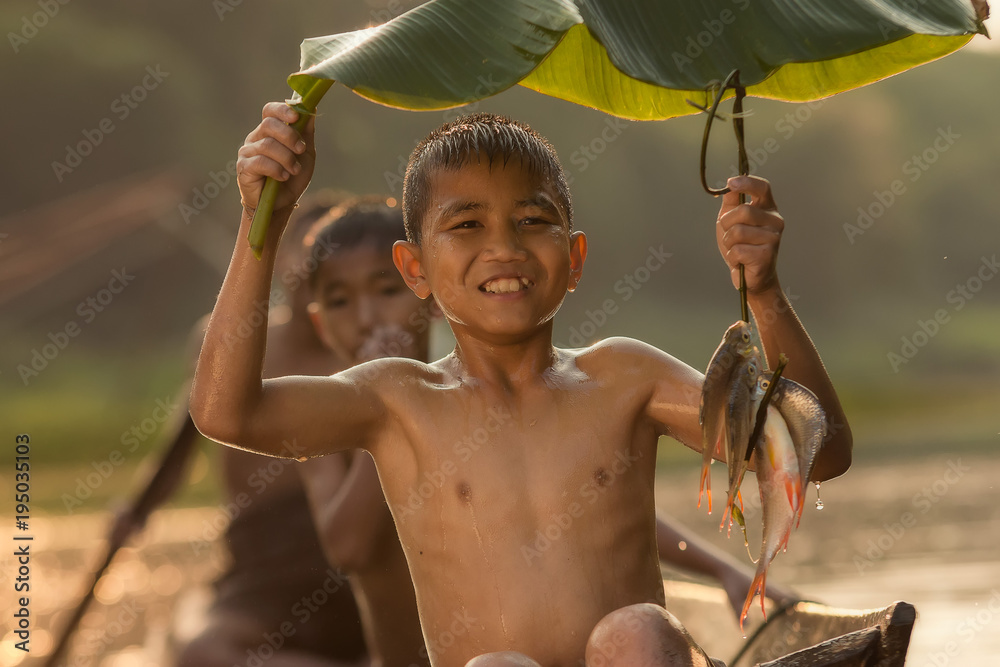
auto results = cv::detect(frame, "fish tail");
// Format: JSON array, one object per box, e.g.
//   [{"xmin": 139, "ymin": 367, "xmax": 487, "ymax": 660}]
[
  {"xmin": 740, "ymin": 570, "xmax": 766, "ymax": 635},
  {"xmin": 718, "ymin": 503, "xmax": 731, "ymax": 535},
  {"xmin": 737, "ymin": 488, "xmax": 744, "ymax": 512},
  {"xmin": 698, "ymin": 463, "xmax": 712, "ymax": 512}
]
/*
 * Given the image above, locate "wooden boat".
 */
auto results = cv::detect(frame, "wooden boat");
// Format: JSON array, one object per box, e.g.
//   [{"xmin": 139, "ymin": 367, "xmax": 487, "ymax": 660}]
[{"xmin": 662, "ymin": 580, "xmax": 916, "ymax": 667}]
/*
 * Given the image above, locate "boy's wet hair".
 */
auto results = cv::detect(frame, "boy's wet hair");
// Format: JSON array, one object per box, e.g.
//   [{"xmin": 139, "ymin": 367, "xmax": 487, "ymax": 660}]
[
  {"xmin": 402, "ymin": 113, "xmax": 573, "ymax": 244},
  {"xmin": 304, "ymin": 196, "xmax": 404, "ymax": 288}
]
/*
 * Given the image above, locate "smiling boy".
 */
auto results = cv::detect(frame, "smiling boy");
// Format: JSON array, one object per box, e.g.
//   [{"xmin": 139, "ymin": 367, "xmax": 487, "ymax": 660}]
[{"xmin": 192, "ymin": 103, "xmax": 851, "ymax": 666}]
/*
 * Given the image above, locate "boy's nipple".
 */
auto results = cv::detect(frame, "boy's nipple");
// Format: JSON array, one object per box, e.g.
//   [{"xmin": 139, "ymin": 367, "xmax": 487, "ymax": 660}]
[{"xmin": 456, "ymin": 481, "xmax": 473, "ymax": 503}]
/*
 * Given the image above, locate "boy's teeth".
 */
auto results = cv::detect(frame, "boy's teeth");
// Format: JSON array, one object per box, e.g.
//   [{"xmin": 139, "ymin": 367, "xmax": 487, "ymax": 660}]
[{"xmin": 484, "ymin": 277, "xmax": 530, "ymax": 293}]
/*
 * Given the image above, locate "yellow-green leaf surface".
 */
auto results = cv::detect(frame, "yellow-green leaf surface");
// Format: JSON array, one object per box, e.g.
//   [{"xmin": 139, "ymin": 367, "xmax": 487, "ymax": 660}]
[{"xmin": 289, "ymin": 0, "xmax": 987, "ymax": 120}]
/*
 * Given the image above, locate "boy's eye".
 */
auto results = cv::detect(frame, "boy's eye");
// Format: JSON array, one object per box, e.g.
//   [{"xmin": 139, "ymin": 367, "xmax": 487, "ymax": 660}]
[
  {"xmin": 324, "ymin": 297, "xmax": 348, "ymax": 309},
  {"xmin": 452, "ymin": 220, "xmax": 479, "ymax": 230},
  {"xmin": 378, "ymin": 282, "xmax": 405, "ymax": 296},
  {"xmin": 521, "ymin": 217, "xmax": 550, "ymax": 226}
]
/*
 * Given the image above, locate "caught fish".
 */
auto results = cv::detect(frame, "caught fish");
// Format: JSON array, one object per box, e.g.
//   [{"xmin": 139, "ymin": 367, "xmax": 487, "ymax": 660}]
[
  {"xmin": 718, "ymin": 356, "xmax": 764, "ymax": 535},
  {"xmin": 739, "ymin": 403, "xmax": 799, "ymax": 632},
  {"xmin": 699, "ymin": 321, "xmax": 757, "ymax": 512},
  {"xmin": 769, "ymin": 377, "xmax": 827, "ymax": 526}
]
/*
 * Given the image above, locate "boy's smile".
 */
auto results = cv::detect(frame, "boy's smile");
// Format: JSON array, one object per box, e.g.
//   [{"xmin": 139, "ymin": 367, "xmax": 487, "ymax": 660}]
[{"xmin": 394, "ymin": 158, "xmax": 586, "ymax": 342}]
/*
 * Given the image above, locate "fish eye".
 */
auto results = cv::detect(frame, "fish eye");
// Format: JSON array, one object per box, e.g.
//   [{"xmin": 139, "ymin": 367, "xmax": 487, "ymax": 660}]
[
  {"xmin": 760, "ymin": 379, "xmax": 770, "ymax": 390},
  {"xmin": 741, "ymin": 332, "xmax": 751, "ymax": 342}
]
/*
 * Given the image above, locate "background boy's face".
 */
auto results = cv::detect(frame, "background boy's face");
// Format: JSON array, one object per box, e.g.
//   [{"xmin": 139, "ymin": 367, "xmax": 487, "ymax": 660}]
[
  {"xmin": 310, "ymin": 243, "xmax": 429, "ymax": 363},
  {"xmin": 396, "ymin": 159, "xmax": 585, "ymax": 340}
]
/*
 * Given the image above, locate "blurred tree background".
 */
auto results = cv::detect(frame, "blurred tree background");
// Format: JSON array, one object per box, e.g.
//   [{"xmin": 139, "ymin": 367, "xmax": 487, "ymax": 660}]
[{"xmin": 1, "ymin": 0, "xmax": 997, "ymax": 511}]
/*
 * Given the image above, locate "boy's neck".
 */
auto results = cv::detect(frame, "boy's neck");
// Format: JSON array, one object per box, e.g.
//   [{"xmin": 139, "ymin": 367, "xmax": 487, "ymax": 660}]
[{"xmin": 450, "ymin": 325, "xmax": 558, "ymax": 392}]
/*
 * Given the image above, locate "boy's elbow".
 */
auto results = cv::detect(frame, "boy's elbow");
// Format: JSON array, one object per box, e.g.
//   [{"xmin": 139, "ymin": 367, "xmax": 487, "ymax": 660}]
[
  {"xmin": 189, "ymin": 385, "xmax": 244, "ymax": 447},
  {"xmin": 812, "ymin": 425, "xmax": 853, "ymax": 481}
]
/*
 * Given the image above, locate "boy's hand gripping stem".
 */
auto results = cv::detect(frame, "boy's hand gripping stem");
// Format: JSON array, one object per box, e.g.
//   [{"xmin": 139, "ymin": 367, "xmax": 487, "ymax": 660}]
[{"xmin": 247, "ymin": 79, "xmax": 335, "ymax": 259}]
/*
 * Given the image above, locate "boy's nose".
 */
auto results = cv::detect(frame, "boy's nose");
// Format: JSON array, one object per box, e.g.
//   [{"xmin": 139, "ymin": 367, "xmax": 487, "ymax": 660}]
[
  {"xmin": 483, "ymin": 224, "xmax": 528, "ymax": 261},
  {"xmin": 356, "ymin": 296, "xmax": 377, "ymax": 332}
]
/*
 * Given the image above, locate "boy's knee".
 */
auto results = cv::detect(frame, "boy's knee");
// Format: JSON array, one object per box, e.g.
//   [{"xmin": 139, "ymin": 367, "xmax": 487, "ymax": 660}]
[
  {"xmin": 465, "ymin": 651, "xmax": 543, "ymax": 667},
  {"xmin": 586, "ymin": 603, "xmax": 720, "ymax": 667}
]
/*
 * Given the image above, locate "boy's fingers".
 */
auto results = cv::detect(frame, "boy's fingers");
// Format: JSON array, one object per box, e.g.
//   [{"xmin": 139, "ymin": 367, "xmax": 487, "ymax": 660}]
[
  {"xmin": 239, "ymin": 136, "xmax": 301, "ymax": 177},
  {"xmin": 262, "ymin": 101, "xmax": 300, "ymax": 125},
  {"xmin": 724, "ymin": 175, "xmax": 777, "ymax": 210},
  {"xmin": 721, "ymin": 222, "xmax": 781, "ymax": 248},
  {"xmin": 247, "ymin": 117, "xmax": 307, "ymax": 155},
  {"xmin": 237, "ymin": 153, "xmax": 291, "ymax": 184}
]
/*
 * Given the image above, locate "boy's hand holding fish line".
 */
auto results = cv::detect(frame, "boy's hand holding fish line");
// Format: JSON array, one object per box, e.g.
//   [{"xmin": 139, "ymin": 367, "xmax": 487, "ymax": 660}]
[
  {"xmin": 714, "ymin": 175, "xmax": 850, "ymax": 482},
  {"xmin": 191, "ymin": 101, "xmax": 851, "ymax": 667}
]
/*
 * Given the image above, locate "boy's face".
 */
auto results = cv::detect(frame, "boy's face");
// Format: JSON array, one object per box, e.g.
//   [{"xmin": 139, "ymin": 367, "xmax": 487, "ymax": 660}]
[
  {"xmin": 310, "ymin": 243, "xmax": 430, "ymax": 363},
  {"xmin": 393, "ymin": 158, "xmax": 586, "ymax": 341}
]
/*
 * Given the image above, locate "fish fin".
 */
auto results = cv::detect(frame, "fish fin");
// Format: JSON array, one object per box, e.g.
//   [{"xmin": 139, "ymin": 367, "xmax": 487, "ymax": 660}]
[
  {"xmin": 740, "ymin": 571, "xmax": 766, "ymax": 635},
  {"xmin": 698, "ymin": 463, "xmax": 712, "ymax": 512},
  {"xmin": 737, "ymin": 488, "xmax": 744, "ymax": 512},
  {"xmin": 718, "ymin": 502, "xmax": 733, "ymax": 536}
]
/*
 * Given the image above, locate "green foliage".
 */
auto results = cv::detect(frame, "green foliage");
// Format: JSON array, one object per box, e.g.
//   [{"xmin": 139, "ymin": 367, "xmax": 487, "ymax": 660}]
[{"xmin": 289, "ymin": 0, "xmax": 985, "ymax": 119}]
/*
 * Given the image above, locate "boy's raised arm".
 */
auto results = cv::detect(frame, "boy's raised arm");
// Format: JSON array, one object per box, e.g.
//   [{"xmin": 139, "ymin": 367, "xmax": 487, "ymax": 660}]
[
  {"xmin": 190, "ymin": 103, "xmax": 384, "ymax": 458},
  {"xmin": 716, "ymin": 176, "xmax": 852, "ymax": 480}
]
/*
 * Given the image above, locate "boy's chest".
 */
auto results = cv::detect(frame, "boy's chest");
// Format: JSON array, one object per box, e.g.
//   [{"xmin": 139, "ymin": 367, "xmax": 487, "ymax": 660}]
[{"xmin": 381, "ymin": 381, "xmax": 657, "ymax": 526}]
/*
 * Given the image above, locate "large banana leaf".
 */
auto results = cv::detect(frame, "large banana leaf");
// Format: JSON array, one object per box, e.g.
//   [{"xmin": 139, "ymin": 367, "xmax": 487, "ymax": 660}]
[
  {"xmin": 248, "ymin": 0, "xmax": 988, "ymax": 256},
  {"xmin": 288, "ymin": 0, "xmax": 988, "ymax": 120}
]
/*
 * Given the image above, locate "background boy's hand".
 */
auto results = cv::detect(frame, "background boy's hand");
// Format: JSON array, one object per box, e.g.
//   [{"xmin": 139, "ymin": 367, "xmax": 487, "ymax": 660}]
[
  {"xmin": 236, "ymin": 102, "xmax": 317, "ymax": 217},
  {"xmin": 716, "ymin": 175, "xmax": 784, "ymax": 294}
]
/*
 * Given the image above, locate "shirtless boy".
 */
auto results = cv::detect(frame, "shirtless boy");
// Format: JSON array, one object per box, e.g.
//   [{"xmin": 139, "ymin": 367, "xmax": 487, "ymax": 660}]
[{"xmin": 192, "ymin": 102, "xmax": 851, "ymax": 666}]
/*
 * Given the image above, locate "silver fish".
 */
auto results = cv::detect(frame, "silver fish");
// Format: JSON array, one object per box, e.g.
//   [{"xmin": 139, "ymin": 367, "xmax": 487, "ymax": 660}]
[
  {"xmin": 739, "ymin": 403, "xmax": 799, "ymax": 633},
  {"xmin": 699, "ymin": 321, "xmax": 757, "ymax": 512},
  {"xmin": 718, "ymin": 353, "xmax": 763, "ymax": 534},
  {"xmin": 770, "ymin": 376, "xmax": 827, "ymax": 526}
]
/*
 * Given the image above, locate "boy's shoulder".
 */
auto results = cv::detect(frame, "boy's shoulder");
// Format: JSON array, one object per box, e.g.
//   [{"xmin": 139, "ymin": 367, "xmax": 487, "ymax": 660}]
[
  {"xmin": 335, "ymin": 354, "xmax": 453, "ymax": 392},
  {"xmin": 570, "ymin": 336, "xmax": 686, "ymax": 370}
]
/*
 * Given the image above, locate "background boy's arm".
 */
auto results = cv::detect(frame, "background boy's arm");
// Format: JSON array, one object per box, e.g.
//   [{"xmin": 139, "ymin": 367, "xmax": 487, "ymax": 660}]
[
  {"xmin": 717, "ymin": 176, "xmax": 852, "ymax": 480},
  {"xmin": 190, "ymin": 102, "xmax": 385, "ymax": 458},
  {"xmin": 300, "ymin": 451, "xmax": 389, "ymax": 571}
]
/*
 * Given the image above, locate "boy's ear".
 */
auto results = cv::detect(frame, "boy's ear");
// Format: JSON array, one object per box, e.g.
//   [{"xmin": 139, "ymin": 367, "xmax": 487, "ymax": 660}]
[
  {"xmin": 307, "ymin": 302, "xmax": 334, "ymax": 349},
  {"xmin": 567, "ymin": 231, "xmax": 587, "ymax": 293},
  {"xmin": 392, "ymin": 240, "xmax": 432, "ymax": 299}
]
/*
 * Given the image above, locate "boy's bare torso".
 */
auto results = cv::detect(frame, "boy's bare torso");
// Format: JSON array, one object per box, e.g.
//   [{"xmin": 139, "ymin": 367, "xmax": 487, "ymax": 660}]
[{"xmin": 355, "ymin": 339, "xmax": 700, "ymax": 666}]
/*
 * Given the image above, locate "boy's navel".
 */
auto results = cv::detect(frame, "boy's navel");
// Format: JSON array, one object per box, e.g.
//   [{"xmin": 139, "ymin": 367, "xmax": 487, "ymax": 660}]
[{"xmin": 594, "ymin": 468, "xmax": 611, "ymax": 487}]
